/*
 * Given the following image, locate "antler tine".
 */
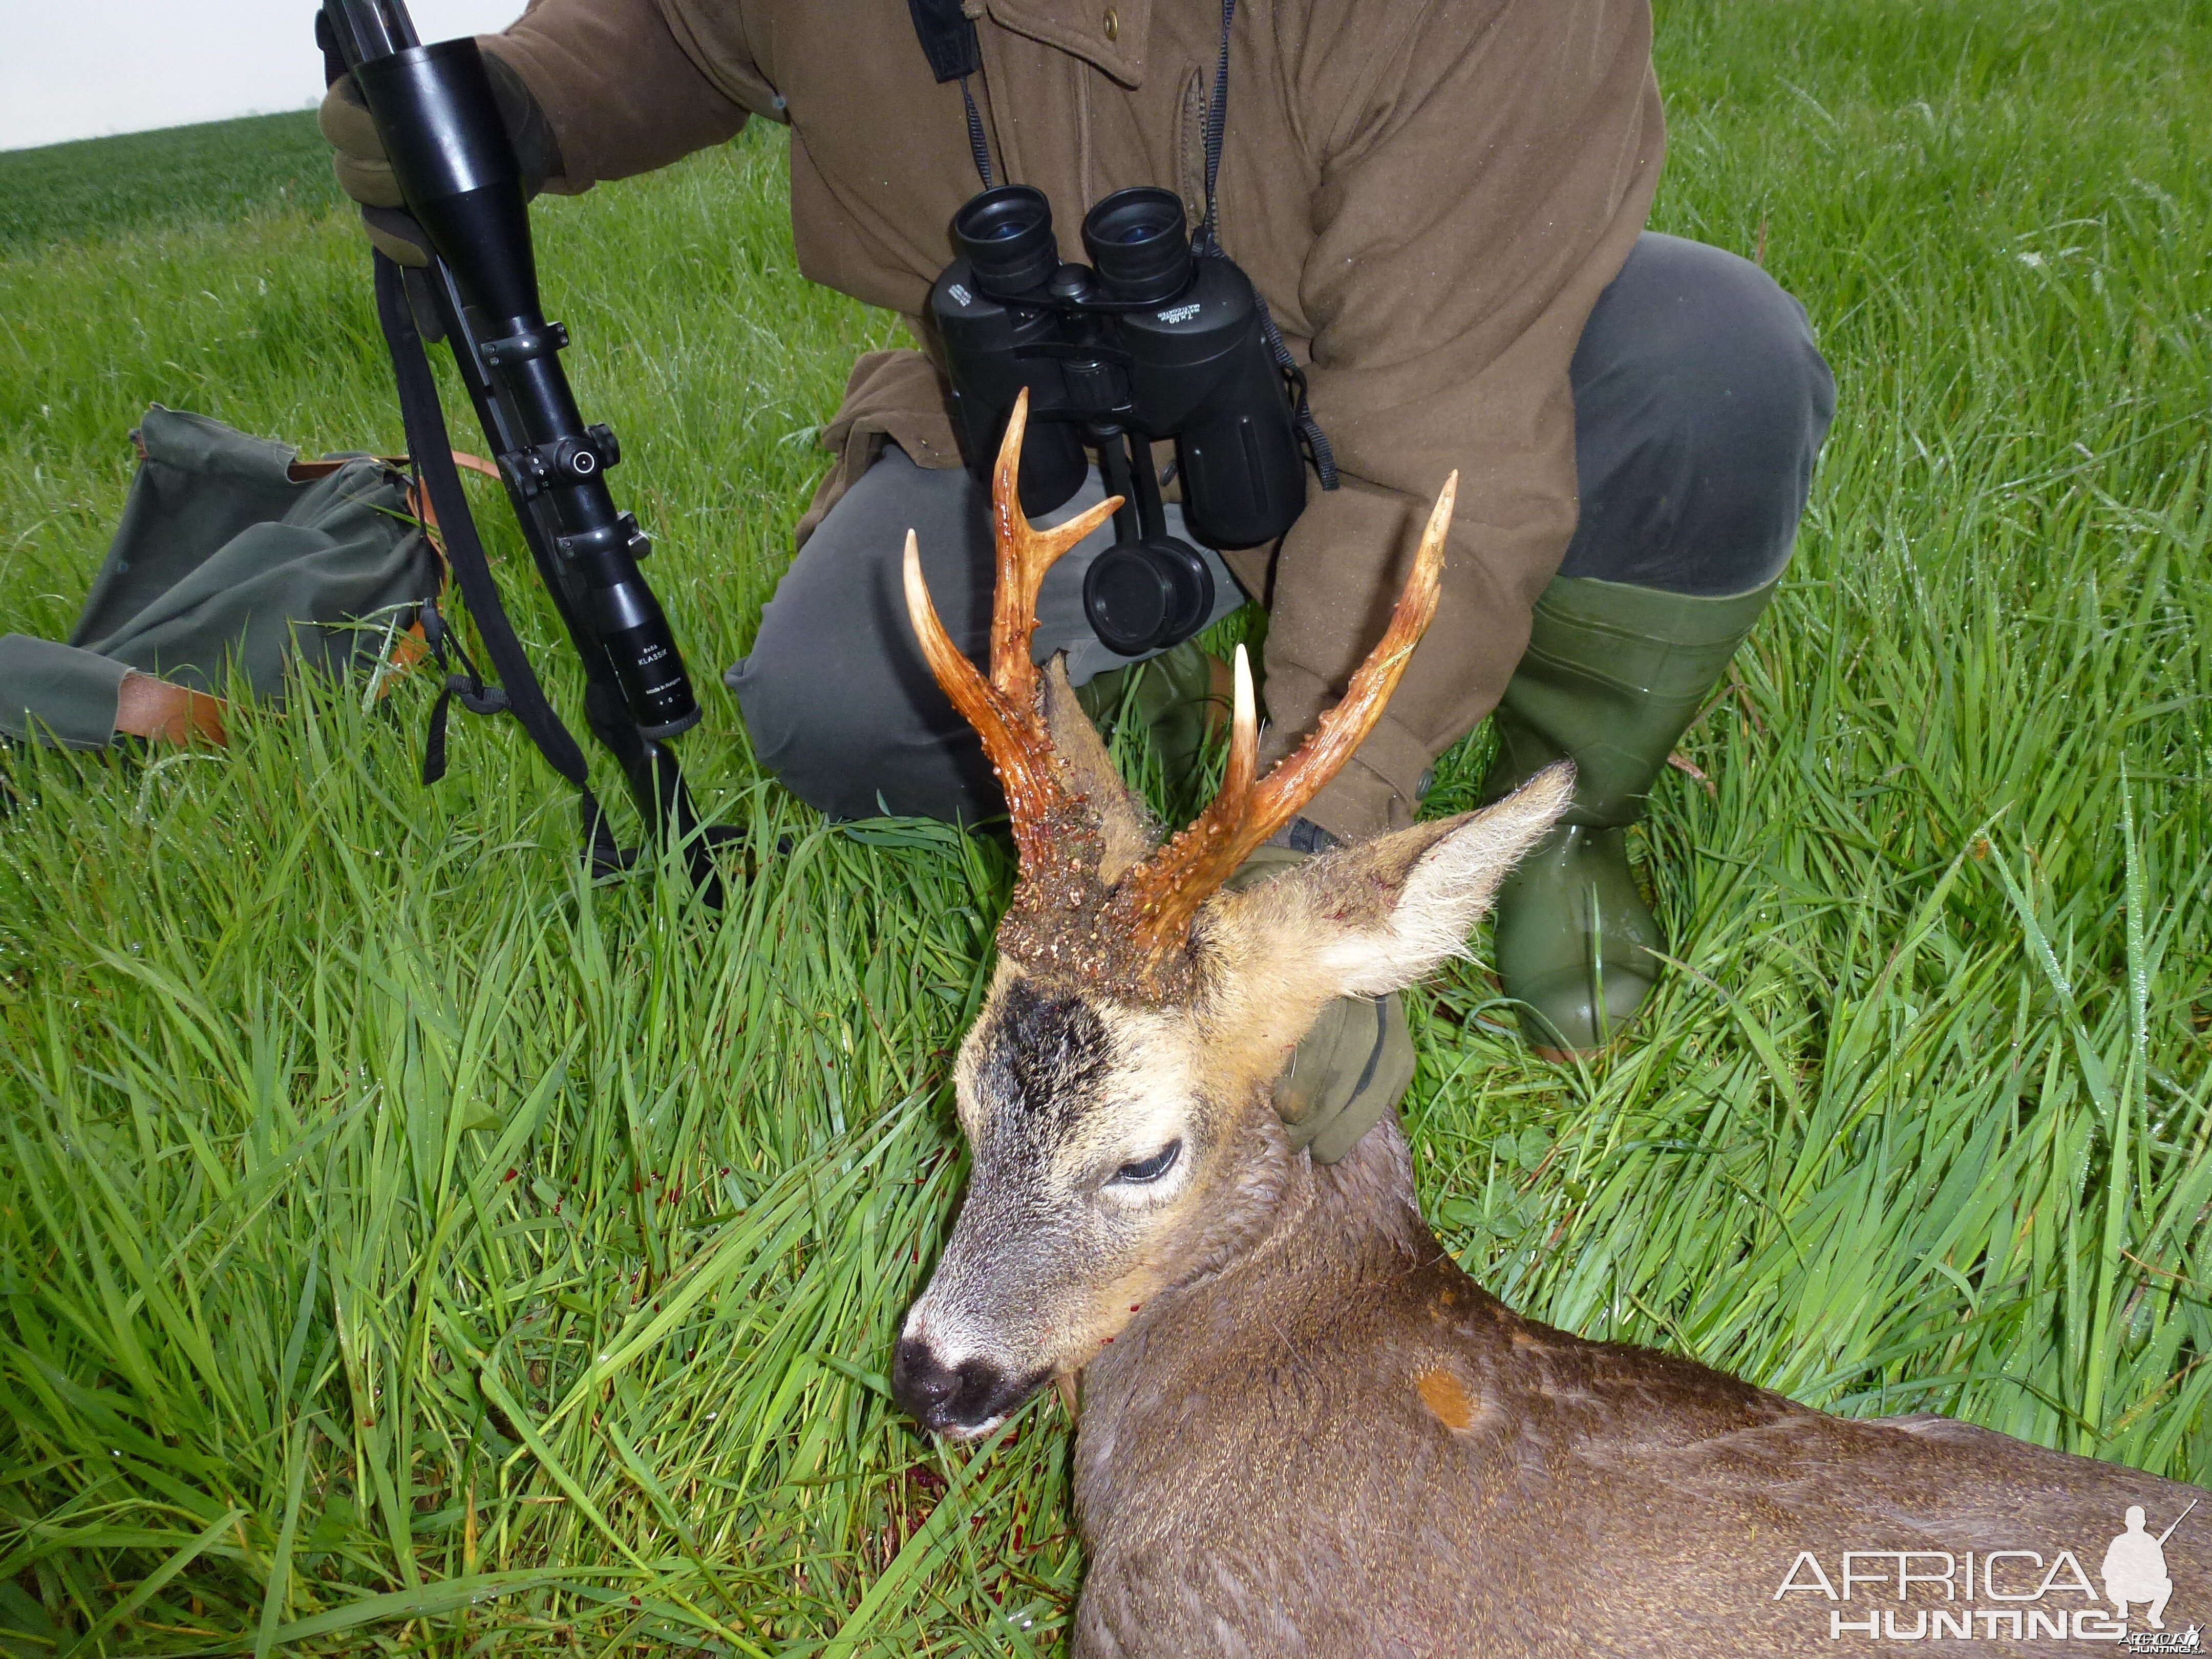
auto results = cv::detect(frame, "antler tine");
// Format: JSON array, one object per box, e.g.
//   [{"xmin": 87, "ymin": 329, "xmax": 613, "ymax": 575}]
[
  {"xmin": 901, "ymin": 530, "xmax": 1060, "ymax": 825},
  {"xmin": 1217, "ymin": 643, "xmax": 1259, "ymax": 825},
  {"xmin": 902, "ymin": 389, "xmax": 1123, "ymax": 867},
  {"xmin": 987, "ymin": 389, "xmax": 1123, "ymax": 709},
  {"xmin": 1242, "ymin": 471, "xmax": 1454, "ymax": 845},
  {"xmin": 1126, "ymin": 472, "xmax": 1457, "ymax": 956}
]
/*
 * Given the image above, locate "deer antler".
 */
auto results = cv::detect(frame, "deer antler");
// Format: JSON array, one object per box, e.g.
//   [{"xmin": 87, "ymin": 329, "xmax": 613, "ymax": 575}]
[
  {"xmin": 1117, "ymin": 474, "xmax": 1452, "ymax": 955},
  {"xmin": 900, "ymin": 389, "xmax": 1122, "ymax": 869},
  {"xmin": 903, "ymin": 397, "xmax": 1453, "ymax": 998}
]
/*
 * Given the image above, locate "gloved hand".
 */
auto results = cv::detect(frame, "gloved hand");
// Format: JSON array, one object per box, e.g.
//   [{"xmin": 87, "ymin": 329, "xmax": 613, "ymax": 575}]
[
  {"xmin": 316, "ymin": 51, "xmax": 565, "ymax": 267},
  {"xmin": 1229, "ymin": 841, "xmax": 1417, "ymax": 1164},
  {"xmin": 318, "ymin": 74, "xmax": 427, "ymax": 266}
]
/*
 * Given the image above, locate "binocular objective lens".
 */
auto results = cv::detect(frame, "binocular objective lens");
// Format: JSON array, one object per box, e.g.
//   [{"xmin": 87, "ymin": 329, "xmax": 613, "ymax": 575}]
[{"xmin": 1082, "ymin": 535, "xmax": 1215, "ymax": 656}]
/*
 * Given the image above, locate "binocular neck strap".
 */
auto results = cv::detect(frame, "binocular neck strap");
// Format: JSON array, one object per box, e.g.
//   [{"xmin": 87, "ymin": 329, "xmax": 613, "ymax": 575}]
[
  {"xmin": 910, "ymin": 0, "xmax": 1236, "ymax": 206},
  {"xmin": 1194, "ymin": 0, "xmax": 1235, "ymax": 257},
  {"xmin": 962, "ymin": 82, "xmax": 997, "ymax": 189},
  {"xmin": 1185, "ymin": 1, "xmax": 1336, "ymax": 490},
  {"xmin": 906, "ymin": 0, "xmax": 996, "ymax": 185}
]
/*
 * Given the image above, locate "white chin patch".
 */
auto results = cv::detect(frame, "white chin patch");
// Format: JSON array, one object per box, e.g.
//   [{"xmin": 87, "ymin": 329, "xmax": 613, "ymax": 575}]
[{"xmin": 939, "ymin": 1412, "xmax": 1006, "ymax": 1442}]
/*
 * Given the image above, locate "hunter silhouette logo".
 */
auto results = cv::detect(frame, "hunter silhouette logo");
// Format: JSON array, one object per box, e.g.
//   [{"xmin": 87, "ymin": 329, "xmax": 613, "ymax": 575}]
[
  {"xmin": 1774, "ymin": 1501, "xmax": 2198, "ymax": 1645},
  {"xmin": 2107, "ymin": 1502, "xmax": 2193, "ymax": 1628}
]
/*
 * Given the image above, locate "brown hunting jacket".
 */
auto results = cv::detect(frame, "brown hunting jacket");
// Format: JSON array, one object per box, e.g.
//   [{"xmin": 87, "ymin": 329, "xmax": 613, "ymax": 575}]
[{"xmin": 486, "ymin": 0, "xmax": 1663, "ymax": 838}]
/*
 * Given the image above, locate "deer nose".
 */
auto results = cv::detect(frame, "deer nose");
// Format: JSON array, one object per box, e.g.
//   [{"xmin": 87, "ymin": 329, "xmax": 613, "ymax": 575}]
[
  {"xmin": 892, "ymin": 1337, "xmax": 959, "ymax": 1413},
  {"xmin": 892, "ymin": 1336, "xmax": 1017, "ymax": 1433}
]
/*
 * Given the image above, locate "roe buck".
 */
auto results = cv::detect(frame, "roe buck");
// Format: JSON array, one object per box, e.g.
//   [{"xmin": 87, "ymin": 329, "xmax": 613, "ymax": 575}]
[{"xmin": 889, "ymin": 393, "xmax": 2208, "ymax": 1656}]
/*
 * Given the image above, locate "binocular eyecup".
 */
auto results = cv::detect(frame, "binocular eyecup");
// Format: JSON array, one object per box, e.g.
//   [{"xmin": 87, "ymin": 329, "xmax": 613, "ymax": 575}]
[
  {"xmin": 951, "ymin": 185, "xmax": 1060, "ymax": 297},
  {"xmin": 1080, "ymin": 188, "xmax": 1193, "ymax": 304},
  {"xmin": 952, "ymin": 184, "xmax": 1194, "ymax": 304}
]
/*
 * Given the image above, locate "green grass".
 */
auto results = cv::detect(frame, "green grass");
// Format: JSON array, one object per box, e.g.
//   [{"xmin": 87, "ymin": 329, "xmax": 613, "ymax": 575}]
[
  {"xmin": 0, "ymin": 112, "xmax": 338, "ymax": 257},
  {"xmin": 2, "ymin": 0, "xmax": 2208, "ymax": 1650}
]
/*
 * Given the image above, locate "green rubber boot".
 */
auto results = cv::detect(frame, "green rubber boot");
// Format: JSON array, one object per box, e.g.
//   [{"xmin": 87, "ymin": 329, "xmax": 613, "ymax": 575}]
[
  {"xmin": 1479, "ymin": 573, "xmax": 1777, "ymax": 1056},
  {"xmin": 1074, "ymin": 640, "xmax": 1223, "ymax": 783}
]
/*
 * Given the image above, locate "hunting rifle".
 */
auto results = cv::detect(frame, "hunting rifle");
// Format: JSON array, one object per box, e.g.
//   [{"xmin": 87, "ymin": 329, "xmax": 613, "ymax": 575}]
[{"xmin": 317, "ymin": 0, "xmax": 731, "ymax": 901}]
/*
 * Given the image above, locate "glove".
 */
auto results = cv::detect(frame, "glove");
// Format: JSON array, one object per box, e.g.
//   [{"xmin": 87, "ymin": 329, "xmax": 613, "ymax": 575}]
[
  {"xmin": 316, "ymin": 51, "xmax": 565, "ymax": 267},
  {"xmin": 1228, "ymin": 842, "xmax": 1417, "ymax": 1164}
]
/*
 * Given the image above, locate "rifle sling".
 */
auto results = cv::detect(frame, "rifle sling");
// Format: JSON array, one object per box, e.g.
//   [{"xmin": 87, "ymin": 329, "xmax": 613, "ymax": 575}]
[{"xmin": 372, "ymin": 250, "xmax": 629, "ymax": 874}]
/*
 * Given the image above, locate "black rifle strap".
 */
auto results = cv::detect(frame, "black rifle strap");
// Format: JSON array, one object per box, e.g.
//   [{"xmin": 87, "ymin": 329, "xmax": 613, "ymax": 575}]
[
  {"xmin": 416, "ymin": 593, "xmax": 505, "ymax": 786},
  {"xmin": 372, "ymin": 250, "xmax": 628, "ymax": 871}
]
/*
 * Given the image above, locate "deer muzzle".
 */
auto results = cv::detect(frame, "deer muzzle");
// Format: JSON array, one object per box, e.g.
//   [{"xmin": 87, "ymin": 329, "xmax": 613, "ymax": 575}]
[{"xmin": 891, "ymin": 1334, "xmax": 1048, "ymax": 1438}]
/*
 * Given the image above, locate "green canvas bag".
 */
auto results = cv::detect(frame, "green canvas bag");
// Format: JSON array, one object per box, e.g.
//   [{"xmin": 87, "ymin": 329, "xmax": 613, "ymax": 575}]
[{"xmin": 0, "ymin": 405, "xmax": 445, "ymax": 750}]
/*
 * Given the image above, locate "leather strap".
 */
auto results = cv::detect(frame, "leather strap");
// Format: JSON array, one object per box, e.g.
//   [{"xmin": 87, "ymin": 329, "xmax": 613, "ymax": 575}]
[
  {"xmin": 286, "ymin": 451, "xmax": 499, "ymax": 486},
  {"xmin": 110, "ymin": 618, "xmax": 433, "ymax": 746},
  {"xmin": 287, "ymin": 450, "xmax": 500, "ymax": 538},
  {"xmin": 114, "ymin": 671, "xmax": 229, "ymax": 745}
]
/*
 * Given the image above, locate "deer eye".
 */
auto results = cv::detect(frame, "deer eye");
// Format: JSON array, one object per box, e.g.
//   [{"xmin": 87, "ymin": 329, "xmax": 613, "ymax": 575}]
[{"xmin": 1113, "ymin": 1140, "xmax": 1182, "ymax": 1185}]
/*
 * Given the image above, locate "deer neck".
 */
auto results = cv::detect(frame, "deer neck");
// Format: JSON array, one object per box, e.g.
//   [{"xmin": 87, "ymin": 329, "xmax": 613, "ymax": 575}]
[
  {"xmin": 1247, "ymin": 1112, "xmax": 1437, "ymax": 1281},
  {"xmin": 1068, "ymin": 1113, "xmax": 1461, "ymax": 1565},
  {"xmin": 1083, "ymin": 1113, "xmax": 1440, "ymax": 1401}
]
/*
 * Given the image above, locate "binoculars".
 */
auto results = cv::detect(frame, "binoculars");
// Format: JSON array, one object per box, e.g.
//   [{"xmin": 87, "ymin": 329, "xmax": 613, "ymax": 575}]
[{"xmin": 929, "ymin": 184, "xmax": 1308, "ymax": 656}]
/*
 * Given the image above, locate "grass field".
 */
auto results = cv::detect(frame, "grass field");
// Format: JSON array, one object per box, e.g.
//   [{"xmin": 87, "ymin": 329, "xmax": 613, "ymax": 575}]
[
  {"xmin": 0, "ymin": 111, "xmax": 337, "ymax": 257},
  {"xmin": 3, "ymin": 0, "xmax": 2209, "ymax": 1651}
]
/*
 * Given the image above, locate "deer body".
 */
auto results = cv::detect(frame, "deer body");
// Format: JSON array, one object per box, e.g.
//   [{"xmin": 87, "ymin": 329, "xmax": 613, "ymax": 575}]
[
  {"xmin": 889, "ymin": 399, "xmax": 2209, "ymax": 1655},
  {"xmin": 1068, "ymin": 1115, "xmax": 2208, "ymax": 1656}
]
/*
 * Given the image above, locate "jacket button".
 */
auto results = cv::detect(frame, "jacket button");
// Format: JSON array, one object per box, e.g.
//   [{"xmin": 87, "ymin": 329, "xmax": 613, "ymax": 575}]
[{"xmin": 1102, "ymin": 6, "xmax": 1119, "ymax": 40}]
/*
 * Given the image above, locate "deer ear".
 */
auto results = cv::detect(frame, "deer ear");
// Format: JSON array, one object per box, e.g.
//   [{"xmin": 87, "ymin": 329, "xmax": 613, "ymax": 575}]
[{"xmin": 1222, "ymin": 762, "xmax": 1575, "ymax": 1002}]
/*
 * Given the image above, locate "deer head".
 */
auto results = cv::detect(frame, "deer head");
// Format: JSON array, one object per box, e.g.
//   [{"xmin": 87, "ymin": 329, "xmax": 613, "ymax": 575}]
[{"xmin": 891, "ymin": 393, "xmax": 1572, "ymax": 1437}]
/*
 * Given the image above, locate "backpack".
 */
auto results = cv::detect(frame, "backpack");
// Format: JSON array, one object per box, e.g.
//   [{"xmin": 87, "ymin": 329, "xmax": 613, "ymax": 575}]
[{"xmin": 0, "ymin": 405, "xmax": 453, "ymax": 749}]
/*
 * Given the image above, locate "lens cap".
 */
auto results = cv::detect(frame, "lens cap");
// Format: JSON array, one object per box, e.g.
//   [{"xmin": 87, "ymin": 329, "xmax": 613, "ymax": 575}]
[
  {"xmin": 952, "ymin": 186, "xmax": 1059, "ymax": 299},
  {"xmin": 1083, "ymin": 535, "xmax": 1215, "ymax": 655},
  {"xmin": 1081, "ymin": 187, "xmax": 1193, "ymax": 304}
]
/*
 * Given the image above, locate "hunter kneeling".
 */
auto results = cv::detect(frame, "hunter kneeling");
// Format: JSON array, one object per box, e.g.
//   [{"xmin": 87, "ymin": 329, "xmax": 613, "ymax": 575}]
[{"xmin": 322, "ymin": 0, "xmax": 1836, "ymax": 1152}]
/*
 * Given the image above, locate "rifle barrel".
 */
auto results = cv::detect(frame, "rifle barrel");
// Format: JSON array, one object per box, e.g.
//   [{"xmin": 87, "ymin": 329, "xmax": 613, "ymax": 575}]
[
  {"xmin": 329, "ymin": 0, "xmax": 418, "ymax": 65},
  {"xmin": 2157, "ymin": 1498, "xmax": 2198, "ymax": 1546}
]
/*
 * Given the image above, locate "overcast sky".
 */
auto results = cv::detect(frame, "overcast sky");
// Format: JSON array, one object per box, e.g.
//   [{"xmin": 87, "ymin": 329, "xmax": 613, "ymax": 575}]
[{"xmin": 2, "ymin": 0, "xmax": 526, "ymax": 153}]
